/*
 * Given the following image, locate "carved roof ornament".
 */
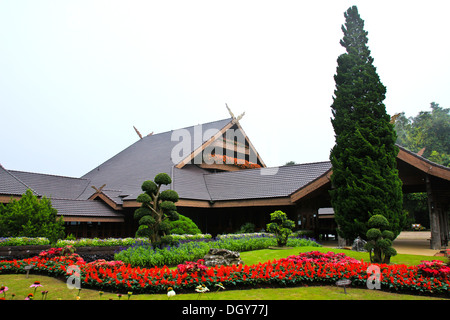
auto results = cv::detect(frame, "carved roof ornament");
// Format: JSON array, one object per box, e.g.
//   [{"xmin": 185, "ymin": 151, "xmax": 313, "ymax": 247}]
[
  {"xmin": 226, "ymin": 103, "xmax": 245, "ymax": 124},
  {"xmin": 134, "ymin": 126, "xmax": 153, "ymax": 139},
  {"xmin": 91, "ymin": 184, "xmax": 106, "ymax": 194}
]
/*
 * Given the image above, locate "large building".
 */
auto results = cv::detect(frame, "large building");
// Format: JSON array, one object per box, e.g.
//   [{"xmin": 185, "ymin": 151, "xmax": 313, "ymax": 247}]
[{"xmin": 1, "ymin": 116, "xmax": 449, "ymax": 248}]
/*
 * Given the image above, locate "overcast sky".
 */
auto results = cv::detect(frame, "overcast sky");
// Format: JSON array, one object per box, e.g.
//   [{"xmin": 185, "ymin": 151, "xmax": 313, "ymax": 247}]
[{"xmin": 1, "ymin": 0, "xmax": 449, "ymax": 177}]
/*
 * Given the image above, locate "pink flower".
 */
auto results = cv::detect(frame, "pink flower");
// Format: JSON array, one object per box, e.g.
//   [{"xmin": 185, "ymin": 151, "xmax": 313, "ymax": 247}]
[
  {"xmin": 30, "ymin": 281, "xmax": 42, "ymax": 288},
  {"xmin": 0, "ymin": 286, "xmax": 9, "ymax": 295}
]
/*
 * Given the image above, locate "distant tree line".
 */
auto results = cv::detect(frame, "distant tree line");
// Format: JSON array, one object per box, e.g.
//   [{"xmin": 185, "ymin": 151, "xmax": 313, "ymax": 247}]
[{"xmin": 394, "ymin": 102, "xmax": 450, "ymax": 167}]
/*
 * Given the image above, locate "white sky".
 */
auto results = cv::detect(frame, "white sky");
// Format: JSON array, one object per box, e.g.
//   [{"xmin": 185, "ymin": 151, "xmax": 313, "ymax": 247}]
[{"xmin": 1, "ymin": 0, "xmax": 449, "ymax": 177}]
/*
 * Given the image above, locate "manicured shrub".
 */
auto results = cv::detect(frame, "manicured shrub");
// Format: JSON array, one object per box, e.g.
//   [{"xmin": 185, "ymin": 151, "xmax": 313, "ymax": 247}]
[
  {"xmin": 168, "ymin": 214, "xmax": 202, "ymax": 235},
  {"xmin": 365, "ymin": 214, "xmax": 397, "ymax": 264},
  {"xmin": 135, "ymin": 173, "xmax": 180, "ymax": 243},
  {"xmin": 154, "ymin": 173, "xmax": 172, "ymax": 185},
  {"xmin": 266, "ymin": 210, "xmax": 295, "ymax": 247}
]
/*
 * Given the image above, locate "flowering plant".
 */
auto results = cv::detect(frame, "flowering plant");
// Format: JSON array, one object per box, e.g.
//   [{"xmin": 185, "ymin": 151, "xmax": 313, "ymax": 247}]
[
  {"xmin": 39, "ymin": 247, "xmax": 63, "ymax": 259},
  {"xmin": 87, "ymin": 259, "xmax": 124, "ymax": 268},
  {"xmin": 280, "ymin": 251, "xmax": 361, "ymax": 265},
  {"xmin": 177, "ymin": 259, "xmax": 208, "ymax": 275},
  {"xmin": 418, "ymin": 260, "xmax": 450, "ymax": 279}
]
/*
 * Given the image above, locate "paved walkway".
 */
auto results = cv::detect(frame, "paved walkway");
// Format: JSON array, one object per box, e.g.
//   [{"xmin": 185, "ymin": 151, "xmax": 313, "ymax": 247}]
[
  {"xmin": 393, "ymin": 231, "xmax": 438, "ymax": 256},
  {"xmin": 321, "ymin": 231, "xmax": 446, "ymax": 257}
]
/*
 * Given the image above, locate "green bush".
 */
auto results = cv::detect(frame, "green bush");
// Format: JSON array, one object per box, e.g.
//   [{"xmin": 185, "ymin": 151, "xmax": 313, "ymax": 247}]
[
  {"xmin": 238, "ymin": 222, "xmax": 255, "ymax": 233},
  {"xmin": 0, "ymin": 189, "xmax": 64, "ymax": 243},
  {"xmin": 168, "ymin": 214, "xmax": 201, "ymax": 235}
]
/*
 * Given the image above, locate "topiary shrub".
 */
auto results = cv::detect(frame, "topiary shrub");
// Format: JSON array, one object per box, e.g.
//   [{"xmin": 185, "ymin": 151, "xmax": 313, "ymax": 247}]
[
  {"xmin": 266, "ymin": 210, "xmax": 295, "ymax": 247},
  {"xmin": 135, "ymin": 173, "xmax": 180, "ymax": 243},
  {"xmin": 364, "ymin": 214, "xmax": 397, "ymax": 264}
]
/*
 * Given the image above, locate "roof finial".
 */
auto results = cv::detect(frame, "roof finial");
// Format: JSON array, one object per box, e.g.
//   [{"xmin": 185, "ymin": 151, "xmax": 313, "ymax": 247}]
[
  {"xmin": 133, "ymin": 126, "xmax": 143, "ymax": 139},
  {"xmin": 226, "ymin": 103, "xmax": 245, "ymax": 124}
]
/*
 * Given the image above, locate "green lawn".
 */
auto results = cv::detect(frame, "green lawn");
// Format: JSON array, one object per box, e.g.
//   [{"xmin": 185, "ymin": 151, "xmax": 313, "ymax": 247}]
[
  {"xmin": 240, "ymin": 246, "xmax": 447, "ymax": 266},
  {"xmin": 0, "ymin": 274, "xmax": 445, "ymax": 300},
  {"xmin": 0, "ymin": 246, "xmax": 447, "ymax": 301}
]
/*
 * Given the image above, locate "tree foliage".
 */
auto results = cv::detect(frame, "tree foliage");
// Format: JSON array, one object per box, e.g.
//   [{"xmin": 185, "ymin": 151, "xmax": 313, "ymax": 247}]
[
  {"xmin": 394, "ymin": 102, "xmax": 450, "ymax": 166},
  {"xmin": 0, "ymin": 189, "xmax": 65, "ymax": 243},
  {"xmin": 135, "ymin": 173, "xmax": 179, "ymax": 243},
  {"xmin": 329, "ymin": 6, "xmax": 405, "ymax": 242}
]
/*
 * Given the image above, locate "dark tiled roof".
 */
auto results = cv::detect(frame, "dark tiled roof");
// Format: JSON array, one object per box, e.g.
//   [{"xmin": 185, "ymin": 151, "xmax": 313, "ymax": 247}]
[
  {"xmin": 51, "ymin": 199, "xmax": 124, "ymax": 219},
  {"xmin": 172, "ymin": 165, "xmax": 213, "ymax": 201},
  {"xmin": 80, "ymin": 118, "xmax": 233, "ymax": 200},
  {"xmin": 203, "ymin": 161, "xmax": 332, "ymax": 201},
  {"xmin": 1, "ymin": 118, "xmax": 333, "ymax": 215},
  {"xmin": 1, "ymin": 165, "xmax": 120, "ymax": 219},
  {"xmin": 0, "ymin": 164, "xmax": 38, "ymax": 196},
  {"xmin": 9, "ymin": 170, "xmax": 90, "ymax": 200}
]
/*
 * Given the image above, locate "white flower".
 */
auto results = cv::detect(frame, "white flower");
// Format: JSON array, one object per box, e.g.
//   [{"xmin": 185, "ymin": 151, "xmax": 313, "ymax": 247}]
[
  {"xmin": 195, "ymin": 285, "xmax": 209, "ymax": 293},
  {"xmin": 215, "ymin": 283, "xmax": 225, "ymax": 290},
  {"xmin": 167, "ymin": 287, "xmax": 176, "ymax": 298}
]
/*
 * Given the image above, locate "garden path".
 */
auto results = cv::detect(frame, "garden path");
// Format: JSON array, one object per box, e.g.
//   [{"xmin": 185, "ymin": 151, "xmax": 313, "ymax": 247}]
[{"xmin": 321, "ymin": 231, "xmax": 445, "ymax": 257}]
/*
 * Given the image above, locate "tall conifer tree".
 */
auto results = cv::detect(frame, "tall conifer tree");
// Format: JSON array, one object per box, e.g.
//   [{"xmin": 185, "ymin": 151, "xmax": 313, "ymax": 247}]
[{"xmin": 329, "ymin": 6, "xmax": 404, "ymax": 242}]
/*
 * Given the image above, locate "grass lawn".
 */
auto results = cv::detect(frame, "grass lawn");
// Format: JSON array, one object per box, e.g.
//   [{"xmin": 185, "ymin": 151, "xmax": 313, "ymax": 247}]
[
  {"xmin": 0, "ymin": 246, "xmax": 448, "ymax": 301},
  {"xmin": 0, "ymin": 274, "xmax": 445, "ymax": 300},
  {"xmin": 239, "ymin": 246, "xmax": 447, "ymax": 266}
]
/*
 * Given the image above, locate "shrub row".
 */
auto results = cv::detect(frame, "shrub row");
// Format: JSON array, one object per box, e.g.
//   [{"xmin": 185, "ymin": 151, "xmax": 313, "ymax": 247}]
[
  {"xmin": 55, "ymin": 237, "xmax": 150, "ymax": 247},
  {"xmin": 0, "ymin": 235, "xmax": 212, "ymax": 247},
  {"xmin": 0, "ymin": 237, "xmax": 50, "ymax": 246}
]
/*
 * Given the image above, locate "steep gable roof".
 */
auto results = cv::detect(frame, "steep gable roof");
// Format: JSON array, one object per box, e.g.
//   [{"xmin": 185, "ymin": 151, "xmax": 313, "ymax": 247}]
[{"xmin": 79, "ymin": 118, "xmax": 233, "ymax": 201}]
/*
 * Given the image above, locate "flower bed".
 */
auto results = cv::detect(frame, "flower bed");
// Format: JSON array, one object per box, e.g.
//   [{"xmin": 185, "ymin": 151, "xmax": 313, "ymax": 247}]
[
  {"xmin": 279, "ymin": 251, "xmax": 361, "ymax": 265},
  {"xmin": 114, "ymin": 234, "xmax": 320, "ymax": 267},
  {"xmin": 1, "ymin": 250, "xmax": 449, "ymax": 297},
  {"xmin": 418, "ymin": 260, "xmax": 450, "ymax": 279}
]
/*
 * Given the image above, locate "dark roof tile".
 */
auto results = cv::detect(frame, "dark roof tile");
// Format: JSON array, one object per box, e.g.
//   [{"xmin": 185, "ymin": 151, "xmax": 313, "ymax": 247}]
[
  {"xmin": 9, "ymin": 170, "xmax": 90, "ymax": 200},
  {"xmin": 51, "ymin": 199, "xmax": 124, "ymax": 218},
  {"xmin": 0, "ymin": 165, "xmax": 38, "ymax": 196},
  {"xmin": 204, "ymin": 161, "xmax": 332, "ymax": 201}
]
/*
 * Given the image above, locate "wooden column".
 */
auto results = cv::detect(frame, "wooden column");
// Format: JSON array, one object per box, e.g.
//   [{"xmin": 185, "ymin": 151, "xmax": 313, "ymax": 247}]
[{"xmin": 426, "ymin": 175, "xmax": 441, "ymax": 250}]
